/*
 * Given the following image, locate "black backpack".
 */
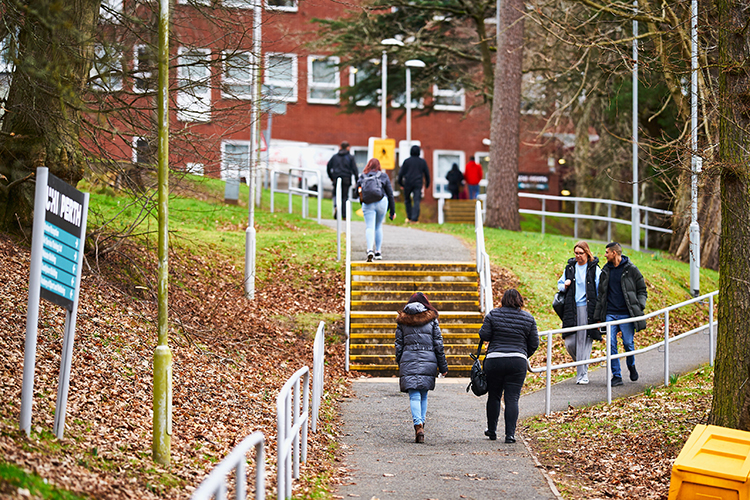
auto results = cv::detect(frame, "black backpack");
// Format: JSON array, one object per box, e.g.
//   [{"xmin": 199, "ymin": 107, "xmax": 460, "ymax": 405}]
[{"xmin": 359, "ymin": 172, "xmax": 384, "ymax": 203}]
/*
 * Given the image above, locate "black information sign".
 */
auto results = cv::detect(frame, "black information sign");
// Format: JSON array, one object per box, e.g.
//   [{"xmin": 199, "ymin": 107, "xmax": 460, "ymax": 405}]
[{"xmin": 40, "ymin": 174, "xmax": 85, "ymax": 311}]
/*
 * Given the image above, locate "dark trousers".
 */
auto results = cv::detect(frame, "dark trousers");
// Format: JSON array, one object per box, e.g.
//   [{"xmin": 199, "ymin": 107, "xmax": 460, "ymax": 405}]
[
  {"xmin": 333, "ymin": 178, "xmax": 352, "ymax": 218},
  {"xmin": 403, "ymin": 184, "xmax": 422, "ymax": 221},
  {"xmin": 448, "ymin": 185, "xmax": 460, "ymax": 199},
  {"xmin": 484, "ymin": 356, "xmax": 527, "ymax": 437}
]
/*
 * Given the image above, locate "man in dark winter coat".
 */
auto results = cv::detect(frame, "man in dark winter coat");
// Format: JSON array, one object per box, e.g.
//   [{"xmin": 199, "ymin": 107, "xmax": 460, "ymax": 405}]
[
  {"xmin": 327, "ymin": 141, "xmax": 359, "ymax": 219},
  {"xmin": 594, "ymin": 242, "xmax": 648, "ymax": 387},
  {"xmin": 397, "ymin": 145, "xmax": 431, "ymax": 223}
]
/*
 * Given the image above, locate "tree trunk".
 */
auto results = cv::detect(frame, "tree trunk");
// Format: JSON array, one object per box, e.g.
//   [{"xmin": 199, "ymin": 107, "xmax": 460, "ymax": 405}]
[
  {"xmin": 0, "ymin": 0, "xmax": 100, "ymax": 234},
  {"xmin": 484, "ymin": 0, "xmax": 524, "ymax": 230},
  {"xmin": 708, "ymin": 0, "xmax": 750, "ymax": 430}
]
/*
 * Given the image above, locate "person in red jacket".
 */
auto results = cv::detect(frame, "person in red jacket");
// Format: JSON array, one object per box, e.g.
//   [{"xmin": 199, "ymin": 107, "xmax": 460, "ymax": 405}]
[{"xmin": 464, "ymin": 156, "xmax": 483, "ymax": 200}]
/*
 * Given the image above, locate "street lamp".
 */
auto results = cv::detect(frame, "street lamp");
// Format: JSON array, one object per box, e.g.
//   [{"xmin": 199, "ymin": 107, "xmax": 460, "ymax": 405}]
[
  {"xmin": 380, "ymin": 38, "xmax": 404, "ymax": 138},
  {"xmin": 404, "ymin": 59, "xmax": 425, "ymax": 145}
]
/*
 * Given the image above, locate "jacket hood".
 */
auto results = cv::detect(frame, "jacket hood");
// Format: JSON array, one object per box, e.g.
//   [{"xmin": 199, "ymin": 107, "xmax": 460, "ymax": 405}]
[
  {"xmin": 337, "ymin": 149, "xmax": 349, "ymax": 155},
  {"xmin": 603, "ymin": 254, "xmax": 629, "ymax": 270},
  {"xmin": 397, "ymin": 303, "xmax": 438, "ymax": 326},
  {"xmin": 410, "ymin": 145, "xmax": 421, "ymax": 156}
]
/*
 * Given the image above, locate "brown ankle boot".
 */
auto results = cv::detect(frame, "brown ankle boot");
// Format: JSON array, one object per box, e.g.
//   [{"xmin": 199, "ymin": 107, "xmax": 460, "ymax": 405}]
[{"xmin": 414, "ymin": 424, "xmax": 424, "ymax": 443}]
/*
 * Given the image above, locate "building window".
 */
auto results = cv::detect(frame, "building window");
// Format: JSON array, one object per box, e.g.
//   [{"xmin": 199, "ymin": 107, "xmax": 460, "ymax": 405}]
[
  {"xmin": 307, "ymin": 56, "xmax": 339, "ymax": 104},
  {"xmin": 348, "ymin": 63, "xmax": 376, "ymax": 107},
  {"xmin": 177, "ymin": 47, "xmax": 212, "ymax": 122},
  {"xmin": 433, "ymin": 85, "xmax": 465, "ymax": 111},
  {"xmin": 100, "ymin": 0, "xmax": 123, "ymax": 23},
  {"xmin": 432, "ymin": 150, "xmax": 465, "ymax": 198},
  {"xmin": 90, "ymin": 43, "xmax": 123, "ymax": 92},
  {"xmin": 133, "ymin": 45, "xmax": 155, "ymax": 93},
  {"xmin": 266, "ymin": 0, "xmax": 297, "ymax": 12},
  {"xmin": 132, "ymin": 137, "xmax": 155, "ymax": 165},
  {"xmin": 221, "ymin": 141, "xmax": 251, "ymax": 180},
  {"xmin": 264, "ymin": 53, "xmax": 297, "ymax": 102},
  {"xmin": 186, "ymin": 162, "xmax": 205, "ymax": 176},
  {"xmin": 222, "ymin": 51, "xmax": 253, "ymax": 99},
  {"xmin": 224, "ymin": 0, "xmax": 254, "ymax": 7}
]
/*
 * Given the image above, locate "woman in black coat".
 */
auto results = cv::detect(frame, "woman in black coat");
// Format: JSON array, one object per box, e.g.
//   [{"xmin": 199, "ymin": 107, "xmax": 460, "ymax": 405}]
[
  {"xmin": 478, "ymin": 289, "xmax": 539, "ymax": 443},
  {"xmin": 395, "ymin": 292, "xmax": 448, "ymax": 443}
]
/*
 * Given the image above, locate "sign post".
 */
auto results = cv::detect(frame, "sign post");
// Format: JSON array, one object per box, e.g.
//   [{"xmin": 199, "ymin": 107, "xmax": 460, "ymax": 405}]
[{"xmin": 21, "ymin": 167, "xmax": 89, "ymax": 438}]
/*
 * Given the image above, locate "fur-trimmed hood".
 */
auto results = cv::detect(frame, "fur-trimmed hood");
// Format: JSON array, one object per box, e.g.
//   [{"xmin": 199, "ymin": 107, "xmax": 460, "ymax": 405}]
[{"xmin": 396, "ymin": 302, "xmax": 438, "ymax": 327}]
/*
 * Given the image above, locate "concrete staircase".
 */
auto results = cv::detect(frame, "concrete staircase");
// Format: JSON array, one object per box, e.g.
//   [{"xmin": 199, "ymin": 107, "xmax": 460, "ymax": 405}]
[{"xmin": 348, "ymin": 261, "xmax": 483, "ymax": 377}]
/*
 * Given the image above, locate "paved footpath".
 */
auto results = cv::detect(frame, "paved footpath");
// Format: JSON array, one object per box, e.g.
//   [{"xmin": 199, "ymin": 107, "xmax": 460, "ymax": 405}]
[{"xmin": 323, "ymin": 220, "xmax": 712, "ymax": 500}]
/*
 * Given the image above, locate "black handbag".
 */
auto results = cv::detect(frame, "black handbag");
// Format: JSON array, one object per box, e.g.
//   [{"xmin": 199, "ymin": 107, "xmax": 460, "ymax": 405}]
[
  {"xmin": 466, "ymin": 342, "xmax": 488, "ymax": 397},
  {"xmin": 552, "ymin": 291, "xmax": 565, "ymax": 320}
]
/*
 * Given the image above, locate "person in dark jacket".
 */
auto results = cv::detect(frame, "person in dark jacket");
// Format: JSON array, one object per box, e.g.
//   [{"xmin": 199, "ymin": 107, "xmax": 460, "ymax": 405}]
[
  {"xmin": 593, "ymin": 242, "xmax": 648, "ymax": 387},
  {"xmin": 326, "ymin": 141, "xmax": 359, "ymax": 219},
  {"xmin": 397, "ymin": 145, "xmax": 431, "ymax": 223},
  {"xmin": 395, "ymin": 292, "xmax": 448, "ymax": 443},
  {"xmin": 557, "ymin": 240, "xmax": 601, "ymax": 385},
  {"xmin": 445, "ymin": 163, "xmax": 464, "ymax": 199},
  {"xmin": 356, "ymin": 158, "xmax": 395, "ymax": 261},
  {"xmin": 478, "ymin": 289, "xmax": 539, "ymax": 443}
]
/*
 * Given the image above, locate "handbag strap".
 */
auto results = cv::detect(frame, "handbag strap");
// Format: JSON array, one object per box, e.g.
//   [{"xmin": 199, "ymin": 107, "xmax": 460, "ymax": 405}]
[{"xmin": 475, "ymin": 340, "xmax": 483, "ymax": 357}]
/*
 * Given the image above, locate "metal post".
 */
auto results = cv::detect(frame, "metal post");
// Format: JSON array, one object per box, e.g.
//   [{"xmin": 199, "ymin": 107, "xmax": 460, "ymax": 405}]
[
  {"xmin": 245, "ymin": 0, "xmax": 262, "ymax": 300},
  {"xmin": 381, "ymin": 50, "xmax": 387, "ymax": 138},
  {"xmin": 541, "ymin": 198, "xmax": 546, "ymax": 235},
  {"xmin": 664, "ymin": 311, "xmax": 670, "ymax": 386},
  {"xmin": 153, "ymin": 0, "xmax": 172, "ymax": 466},
  {"xmin": 288, "ymin": 173, "xmax": 292, "ymax": 214},
  {"xmin": 607, "ymin": 204, "xmax": 612, "ymax": 242},
  {"xmin": 631, "ymin": 4, "xmax": 641, "ymax": 252},
  {"xmin": 606, "ymin": 324, "xmax": 612, "ymax": 404},
  {"xmin": 345, "ymin": 200, "xmax": 352, "ymax": 371},
  {"xmin": 644, "ymin": 211, "xmax": 649, "ymax": 250},
  {"xmin": 689, "ymin": 0, "xmax": 701, "ymax": 296},
  {"xmin": 545, "ymin": 330, "xmax": 552, "ymax": 415},
  {"xmin": 20, "ymin": 167, "xmax": 49, "ymax": 437},
  {"xmin": 574, "ymin": 200, "xmax": 579, "ymax": 239},
  {"xmin": 406, "ymin": 65, "xmax": 412, "ymax": 144},
  {"xmin": 709, "ymin": 294, "xmax": 714, "ymax": 366},
  {"xmin": 336, "ymin": 178, "xmax": 342, "ymax": 261}
]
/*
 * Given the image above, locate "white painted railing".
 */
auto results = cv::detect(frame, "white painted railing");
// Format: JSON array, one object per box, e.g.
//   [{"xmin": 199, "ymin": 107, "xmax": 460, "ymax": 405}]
[
  {"xmin": 191, "ymin": 432, "xmax": 266, "ymax": 500},
  {"xmin": 276, "ymin": 367, "xmax": 310, "ymax": 500},
  {"xmin": 311, "ymin": 321, "xmax": 325, "ymax": 433},
  {"xmin": 439, "ymin": 192, "xmax": 672, "ymax": 250},
  {"xmin": 532, "ymin": 290, "xmax": 717, "ymax": 415},
  {"xmin": 270, "ymin": 167, "xmax": 322, "ymax": 223},
  {"xmin": 344, "ymin": 199, "xmax": 352, "ymax": 372},
  {"xmin": 474, "ymin": 200, "xmax": 493, "ymax": 314}
]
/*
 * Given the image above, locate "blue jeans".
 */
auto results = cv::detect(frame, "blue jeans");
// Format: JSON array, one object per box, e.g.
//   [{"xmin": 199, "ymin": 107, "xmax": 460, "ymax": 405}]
[
  {"xmin": 362, "ymin": 196, "xmax": 388, "ymax": 252},
  {"xmin": 606, "ymin": 313, "xmax": 636, "ymax": 379},
  {"xmin": 408, "ymin": 389, "xmax": 428, "ymax": 426},
  {"xmin": 468, "ymin": 184, "xmax": 480, "ymax": 200}
]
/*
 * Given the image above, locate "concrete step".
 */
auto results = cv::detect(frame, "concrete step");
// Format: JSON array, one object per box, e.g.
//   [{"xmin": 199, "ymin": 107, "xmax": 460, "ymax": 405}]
[
  {"xmin": 351, "ymin": 299, "xmax": 479, "ymax": 312},
  {"xmin": 350, "ymin": 354, "xmax": 476, "ymax": 367},
  {"xmin": 351, "ymin": 290, "xmax": 479, "ymax": 302},
  {"xmin": 350, "ymin": 332, "xmax": 483, "ymax": 344},
  {"xmin": 352, "ymin": 261, "xmax": 477, "ymax": 272},
  {"xmin": 350, "ymin": 311, "xmax": 483, "ymax": 323},
  {"xmin": 351, "ymin": 280, "xmax": 478, "ymax": 292},
  {"xmin": 350, "ymin": 344, "xmax": 482, "ymax": 356},
  {"xmin": 352, "ymin": 270, "xmax": 478, "ymax": 283}
]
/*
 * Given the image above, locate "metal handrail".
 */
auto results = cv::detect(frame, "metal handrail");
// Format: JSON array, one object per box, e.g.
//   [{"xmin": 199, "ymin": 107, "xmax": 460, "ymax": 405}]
[
  {"xmin": 276, "ymin": 366, "xmax": 310, "ymax": 500},
  {"xmin": 269, "ymin": 167, "xmax": 322, "ymax": 223},
  {"xmin": 311, "ymin": 321, "xmax": 325, "ymax": 433},
  {"xmin": 474, "ymin": 200, "xmax": 493, "ymax": 314},
  {"xmin": 191, "ymin": 432, "xmax": 265, "ymax": 500},
  {"xmin": 344, "ymin": 200, "xmax": 351, "ymax": 371},
  {"xmin": 532, "ymin": 290, "xmax": 717, "ymax": 415}
]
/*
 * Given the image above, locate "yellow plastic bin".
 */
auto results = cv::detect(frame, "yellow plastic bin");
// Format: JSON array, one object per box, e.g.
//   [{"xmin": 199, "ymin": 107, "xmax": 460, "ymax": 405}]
[{"xmin": 669, "ymin": 424, "xmax": 750, "ymax": 500}]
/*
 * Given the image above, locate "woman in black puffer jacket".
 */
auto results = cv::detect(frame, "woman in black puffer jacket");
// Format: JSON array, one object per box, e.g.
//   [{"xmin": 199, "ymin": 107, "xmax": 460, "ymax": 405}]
[
  {"xmin": 395, "ymin": 292, "xmax": 448, "ymax": 443},
  {"xmin": 478, "ymin": 289, "xmax": 539, "ymax": 444}
]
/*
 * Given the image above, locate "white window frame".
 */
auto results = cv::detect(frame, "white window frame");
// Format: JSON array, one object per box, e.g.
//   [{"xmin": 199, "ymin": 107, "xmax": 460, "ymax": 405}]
[
  {"xmin": 224, "ymin": 0, "xmax": 254, "ymax": 7},
  {"xmin": 433, "ymin": 84, "xmax": 465, "ymax": 112},
  {"xmin": 348, "ymin": 63, "xmax": 378, "ymax": 107},
  {"xmin": 432, "ymin": 149, "xmax": 465, "ymax": 198},
  {"xmin": 100, "ymin": 0, "xmax": 123, "ymax": 23},
  {"xmin": 177, "ymin": 0, "xmax": 211, "ymax": 4},
  {"xmin": 90, "ymin": 43, "xmax": 123, "ymax": 92},
  {"xmin": 222, "ymin": 51, "xmax": 254, "ymax": 99},
  {"xmin": 132, "ymin": 136, "xmax": 155, "ymax": 164},
  {"xmin": 265, "ymin": 0, "xmax": 298, "ymax": 12},
  {"xmin": 133, "ymin": 44, "xmax": 155, "ymax": 94},
  {"xmin": 221, "ymin": 140, "xmax": 252, "ymax": 180},
  {"xmin": 264, "ymin": 52, "xmax": 297, "ymax": 103},
  {"xmin": 474, "ymin": 151, "xmax": 490, "ymax": 191},
  {"xmin": 177, "ymin": 47, "xmax": 212, "ymax": 123},
  {"xmin": 186, "ymin": 162, "xmax": 205, "ymax": 176},
  {"xmin": 307, "ymin": 56, "xmax": 339, "ymax": 105}
]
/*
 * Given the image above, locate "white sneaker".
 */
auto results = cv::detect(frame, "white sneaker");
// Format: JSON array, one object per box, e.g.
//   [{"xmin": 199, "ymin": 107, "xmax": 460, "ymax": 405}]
[{"xmin": 577, "ymin": 376, "xmax": 589, "ymax": 385}]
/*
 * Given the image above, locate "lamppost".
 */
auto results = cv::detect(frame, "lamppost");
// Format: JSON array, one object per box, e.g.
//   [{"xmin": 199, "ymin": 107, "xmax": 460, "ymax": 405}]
[
  {"xmin": 380, "ymin": 38, "xmax": 404, "ymax": 138},
  {"xmin": 689, "ymin": 0, "xmax": 700, "ymax": 296},
  {"xmin": 405, "ymin": 59, "xmax": 425, "ymax": 145}
]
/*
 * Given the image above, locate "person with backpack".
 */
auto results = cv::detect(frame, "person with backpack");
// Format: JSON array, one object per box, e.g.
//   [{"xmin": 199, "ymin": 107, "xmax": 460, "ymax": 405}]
[
  {"xmin": 445, "ymin": 163, "xmax": 464, "ymax": 199},
  {"xmin": 397, "ymin": 145, "xmax": 431, "ymax": 223},
  {"xmin": 327, "ymin": 141, "xmax": 359, "ymax": 219},
  {"xmin": 356, "ymin": 158, "xmax": 395, "ymax": 262}
]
